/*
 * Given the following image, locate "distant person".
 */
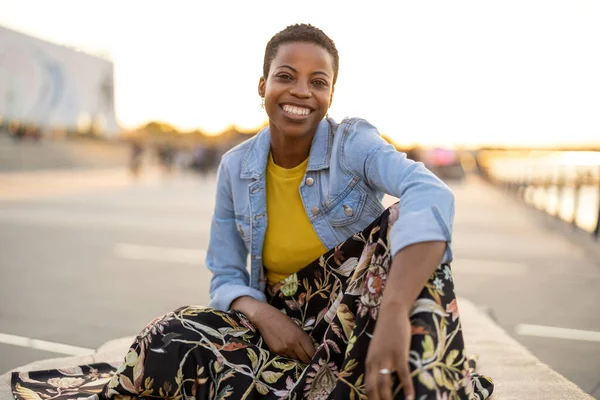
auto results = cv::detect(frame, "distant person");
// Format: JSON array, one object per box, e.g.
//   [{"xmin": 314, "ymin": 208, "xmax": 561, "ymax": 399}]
[
  {"xmin": 162, "ymin": 142, "xmax": 176, "ymax": 175},
  {"xmin": 204, "ymin": 145, "xmax": 218, "ymax": 175},
  {"xmin": 128, "ymin": 139, "xmax": 144, "ymax": 178},
  {"xmin": 155, "ymin": 142, "xmax": 177, "ymax": 175},
  {"xmin": 12, "ymin": 124, "xmax": 26, "ymax": 142},
  {"xmin": 12, "ymin": 24, "xmax": 494, "ymax": 400},
  {"xmin": 190, "ymin": 144, "xmax": 219, "ymax": 178},
  {"xmin": 190, "ymin": 143, "xmax": 208, "ymax": 176}
]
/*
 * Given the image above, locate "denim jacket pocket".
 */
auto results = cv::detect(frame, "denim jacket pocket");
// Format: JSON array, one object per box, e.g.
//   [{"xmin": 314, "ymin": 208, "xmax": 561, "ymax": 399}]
[{"xmin": 329, "ymin": 184, "xmax": 367, "ymax": 231}]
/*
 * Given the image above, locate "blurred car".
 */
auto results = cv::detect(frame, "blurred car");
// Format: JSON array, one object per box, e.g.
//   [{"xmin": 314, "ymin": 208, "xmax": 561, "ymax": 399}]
[{"xmin": 419, "ymin": 148, "xmax": 465, "ymax": 181}]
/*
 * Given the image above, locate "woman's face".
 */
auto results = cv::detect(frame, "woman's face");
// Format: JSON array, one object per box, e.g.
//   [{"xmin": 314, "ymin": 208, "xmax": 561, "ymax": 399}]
[{"xmin": 259, "ymin": 42, "xmax": 335, "ymax": 139}]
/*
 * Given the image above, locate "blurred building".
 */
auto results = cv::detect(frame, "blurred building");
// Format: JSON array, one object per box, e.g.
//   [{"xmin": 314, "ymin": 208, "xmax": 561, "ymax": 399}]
[{"xmin": 0, "ymin": 25, "xmax": 119, "ymax": 138}]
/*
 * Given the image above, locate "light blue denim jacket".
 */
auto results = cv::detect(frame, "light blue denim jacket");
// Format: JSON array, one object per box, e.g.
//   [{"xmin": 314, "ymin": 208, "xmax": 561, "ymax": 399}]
[{"xmin": 206, "ymin": 117, "xmax": 455, "ymax": 311}]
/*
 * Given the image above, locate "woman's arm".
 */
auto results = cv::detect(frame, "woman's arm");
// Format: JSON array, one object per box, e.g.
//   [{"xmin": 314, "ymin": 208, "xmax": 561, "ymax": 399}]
[
  {"xmin": 366, "ymin": 241, "xmax": 446, "ymax": 400},
  {"xmin": 206, "ymin": 160, "xmax": 266, "ymax": 311},
  {"xmin": 208, "ymin": 160, "xmax": 316, "ymax": 362},
  {"xmin": 341, "ymin": 119, "xmax": 455, "ymax": 399},
  {"xmin": 384, "ymin": 241, "xmax": 446, "ymax": 312},
  {"xmin": 342, "ymin": 118, "xmax": 455, "ymax": 265}
]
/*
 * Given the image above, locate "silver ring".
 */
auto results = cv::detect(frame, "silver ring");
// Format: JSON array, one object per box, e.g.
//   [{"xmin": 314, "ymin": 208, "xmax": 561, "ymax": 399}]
[{"xmin": 379, "ymin": 368, "xmax": 393, "ymax": 375}]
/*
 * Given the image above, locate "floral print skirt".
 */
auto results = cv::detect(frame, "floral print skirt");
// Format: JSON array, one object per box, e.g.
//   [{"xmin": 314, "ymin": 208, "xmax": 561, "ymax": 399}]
[{"xmin": 12, "ymin": 205, "xmax": 494, "ymax": 400}]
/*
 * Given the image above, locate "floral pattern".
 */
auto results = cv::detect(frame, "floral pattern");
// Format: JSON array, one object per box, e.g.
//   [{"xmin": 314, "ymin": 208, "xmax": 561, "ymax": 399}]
[{"xmin": 12, "ymin": 205, "xmax": 493, "ymax": 400}]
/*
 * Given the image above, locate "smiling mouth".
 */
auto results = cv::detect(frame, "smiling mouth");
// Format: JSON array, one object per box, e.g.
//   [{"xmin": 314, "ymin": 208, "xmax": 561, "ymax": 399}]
[{"xmin": 281, "ymin": 104, "xmax": 313, "ymax": 118}]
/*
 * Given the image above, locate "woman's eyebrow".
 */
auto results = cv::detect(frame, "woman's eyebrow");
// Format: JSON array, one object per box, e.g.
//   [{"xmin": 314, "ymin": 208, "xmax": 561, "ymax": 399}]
[
  {"xmin": 312, "ymin": 71, "xmax": 330, "ymax": 78},
  {"xmin": 275, "ymin": 64, "xmax": 296, "ymax": 72},
  {"xmin": 275, "ymin": 65, "xmax": 330, "ymax": 78}
]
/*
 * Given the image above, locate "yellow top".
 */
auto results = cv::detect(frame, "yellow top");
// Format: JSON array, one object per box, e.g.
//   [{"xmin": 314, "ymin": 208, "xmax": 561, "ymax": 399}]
[{"xmin": 263, "ymin": 153, "xmax": 327, "ymax": 286}]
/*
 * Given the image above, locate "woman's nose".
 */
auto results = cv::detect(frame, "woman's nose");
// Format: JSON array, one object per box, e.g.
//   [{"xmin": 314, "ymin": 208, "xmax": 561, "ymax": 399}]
[{"xmin": 289, "ymin": 81, "xmax": 312, "ymax": 98}]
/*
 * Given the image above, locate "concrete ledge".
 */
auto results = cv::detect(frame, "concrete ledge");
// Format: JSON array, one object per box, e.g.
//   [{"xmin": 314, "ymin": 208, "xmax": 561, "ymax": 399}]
[
  {"xmin": 94, "ymin": 337, "xmax": 134, "ymax": 360},
  {"xmin": 459, "ymin": 298, "xmax": 593, "ymax": 399},
  {"xmin": 0, "ymin": 298, "xmax": 593, "ymax": 399}
]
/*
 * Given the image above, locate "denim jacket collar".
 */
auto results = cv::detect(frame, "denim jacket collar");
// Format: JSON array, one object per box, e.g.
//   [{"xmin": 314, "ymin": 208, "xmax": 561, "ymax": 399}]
[{"xmin": 240, "ymin": 118, "xmax": 333, "ymax": 179}]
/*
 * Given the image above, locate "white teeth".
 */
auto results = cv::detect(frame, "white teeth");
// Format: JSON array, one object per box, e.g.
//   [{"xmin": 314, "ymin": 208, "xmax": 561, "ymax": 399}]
[{"xmin": 282, "ymin": 105, "xmax": 311, "ymax": 116}]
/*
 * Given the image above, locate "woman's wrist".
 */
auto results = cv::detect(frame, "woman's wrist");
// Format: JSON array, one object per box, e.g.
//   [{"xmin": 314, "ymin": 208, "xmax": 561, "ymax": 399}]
[
  {"xmin": 231, "ymin": 296, "xmax": 269, "ymax": 324},
  {"xmin": 380, "ymin": 242, "xmax": 446, "ymax": 317},
  {"xmin": 381, "ymin": 296, "xmax": 411, "ymax": 316}
]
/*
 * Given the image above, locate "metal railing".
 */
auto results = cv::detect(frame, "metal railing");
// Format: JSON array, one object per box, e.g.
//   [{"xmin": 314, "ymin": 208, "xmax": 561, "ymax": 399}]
[{"xmin": 476, "ymin": 150, "xmax": 600, "ymax": 240}]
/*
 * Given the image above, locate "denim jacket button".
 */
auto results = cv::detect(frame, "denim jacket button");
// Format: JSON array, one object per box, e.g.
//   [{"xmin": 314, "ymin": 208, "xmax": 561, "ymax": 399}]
[
  {"xmin": 311, "ymin": 206, "xmax": 320, "ymax": 215},
  {"xmin": 305, "ymin": 177, "xmax": 314, "ymax": 186},
  {"xmin": 343, "ymin": 205, "xmax": 354, "ymax": 217}
]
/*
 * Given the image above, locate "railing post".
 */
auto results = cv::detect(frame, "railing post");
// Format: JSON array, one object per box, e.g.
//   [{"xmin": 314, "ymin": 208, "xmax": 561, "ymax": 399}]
[
  {"xmin": 594, "ymin": 165, "xmax": 600, "ymax": 239},
  {"xmin": 557, "ymin": 166, "xmax": 566, "ymax": 220},
  {"xmin": 572, "ymin": 172, "xmax": 581, "ymax": 228}
]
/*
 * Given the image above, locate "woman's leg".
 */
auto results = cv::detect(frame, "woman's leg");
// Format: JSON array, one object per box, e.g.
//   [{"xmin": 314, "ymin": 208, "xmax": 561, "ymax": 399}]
[
  {"xmin": 269, "ymin": 204, "xmax": 493, "ymax": 399},
  {"xmin": 99, "ymin": 305, "xmax": 304, "ymax": 400}
]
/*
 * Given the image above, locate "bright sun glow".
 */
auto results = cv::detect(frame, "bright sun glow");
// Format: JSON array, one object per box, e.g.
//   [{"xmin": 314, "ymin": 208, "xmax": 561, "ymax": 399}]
[{"xmin": 1, "ymin": 0, "xmax": 599, "ymax": 148}]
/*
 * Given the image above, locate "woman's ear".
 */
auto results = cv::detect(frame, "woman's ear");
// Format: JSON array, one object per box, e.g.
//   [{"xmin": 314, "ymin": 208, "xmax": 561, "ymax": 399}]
[
  {"xmin": 329, "ymin": 85, "xmax": 335, "ymax": 107},
  {"xmin": 258, "ymin": 77, "xmax": 266, "ymax": 98}
]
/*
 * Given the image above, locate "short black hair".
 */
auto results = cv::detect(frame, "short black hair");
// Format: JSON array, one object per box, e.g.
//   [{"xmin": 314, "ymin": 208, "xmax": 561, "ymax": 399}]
[{"xmin": 263, "ymin": 24, "xmax": 339, "ymax": 86}]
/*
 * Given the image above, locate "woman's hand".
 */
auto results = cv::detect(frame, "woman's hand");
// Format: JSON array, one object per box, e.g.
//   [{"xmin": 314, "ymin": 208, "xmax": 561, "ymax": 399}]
[
  {"xmin": 231, "ymin": 296, "xmax": 315, "ymax": 363},
  {"xmin": 253, "ymin": 303, "xmax": 316, "ymax": 363},
  {"xmin": 365, "ymin": 301, "xmax": 414, "ymax": 400}
]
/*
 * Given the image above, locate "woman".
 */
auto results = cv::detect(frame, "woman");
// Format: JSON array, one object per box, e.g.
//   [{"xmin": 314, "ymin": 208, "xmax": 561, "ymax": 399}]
[{"xmin": 12, "ymin": 24, "xmax": 493, "ymax": 400}]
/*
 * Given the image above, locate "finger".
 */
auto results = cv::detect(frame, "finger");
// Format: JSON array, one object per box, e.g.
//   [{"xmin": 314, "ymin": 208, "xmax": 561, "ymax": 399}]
[
  {"xmin": 294, "ymin": 342, "xmax": 312, "ymax": 364},
  {"xmin": 284, "ymin": 349, "xmax": 300, "ymax": 361},
  {"xmin": 397, "ymin": 362, "xmax": 415, "ymax": 400},
  {"xmin": 295, "ymin": 348, "xmax": 310, "ymax": 364},
  {"xmin": 365, "ymin": 364, "xmax": 379, "ymax": 400},
  {"xmin": 298, "ymin": 334, "xmax": 316, "ymax": 361},
  {"xmin": 275, "ymin": 349, "xmax": 289, "ymax": 359},
  {"xmin": 377, "ymin": 369, "xmax": 393, "ymax": 400},
  {"xmin": 276, "ymin": 345, "xmax": 295, "ymax": 361}
]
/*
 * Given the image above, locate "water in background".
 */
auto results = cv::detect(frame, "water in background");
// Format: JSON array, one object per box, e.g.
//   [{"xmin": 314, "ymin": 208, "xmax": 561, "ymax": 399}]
[{"xmin": 478, "ymin": 150, "xmax": 600, "ymax": 233}]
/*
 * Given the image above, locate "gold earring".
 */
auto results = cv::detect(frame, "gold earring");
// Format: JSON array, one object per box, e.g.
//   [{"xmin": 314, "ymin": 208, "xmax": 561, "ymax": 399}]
[{"xmin": 260, "ymin": 97, "xmax": 265, "ymax": 109}]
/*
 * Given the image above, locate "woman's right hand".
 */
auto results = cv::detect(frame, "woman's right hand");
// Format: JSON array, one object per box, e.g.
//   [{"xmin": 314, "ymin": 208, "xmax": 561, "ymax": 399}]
[{"xmin": 231, "ymin": 296, "xmax": 316, "ymax": 364}]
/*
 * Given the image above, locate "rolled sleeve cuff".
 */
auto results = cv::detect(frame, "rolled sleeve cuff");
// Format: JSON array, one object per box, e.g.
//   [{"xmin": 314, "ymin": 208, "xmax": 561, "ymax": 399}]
[
  {"xmin": 209, "ymin": 284, "xmax": 267, "ymax": 312},
  {"xmin": 389, "ymin": 206, "xmax": 454, "ymax": 264}
]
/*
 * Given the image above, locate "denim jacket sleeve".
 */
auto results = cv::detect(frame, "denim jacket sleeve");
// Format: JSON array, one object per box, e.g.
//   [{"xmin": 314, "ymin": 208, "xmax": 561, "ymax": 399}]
[
  {"xmin": 206, "ymin": 160, "xmax": 267, "ymax": 311},
  {"xmin": 342, "ymin": 118, "xmax": 455, "ymax": 264}
]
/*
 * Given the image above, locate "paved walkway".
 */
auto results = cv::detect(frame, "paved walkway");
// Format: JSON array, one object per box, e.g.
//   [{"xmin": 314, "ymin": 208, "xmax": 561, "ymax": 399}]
[
  {"xmin": 0, "ymin": 169, "xmax": 598, "ymax": 398},
  {"xmin": 0, "ymin": 167, "xmax": 164, "ymax": 201},
  {"xmin": 449, "ymin": 176, "xmax": 600, "ymax": 397}
]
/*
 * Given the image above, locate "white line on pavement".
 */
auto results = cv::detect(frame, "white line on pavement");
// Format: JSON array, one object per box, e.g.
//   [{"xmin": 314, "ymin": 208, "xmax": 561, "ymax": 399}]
[
  {"xmin": 515, "ymin": 324, "xmax": 600, "ymax": 342},
  {"xmin": 115, "ymin": 243, "xmax": 206, "ymax": 265},
  {"xmin": 0, "ymin": 333, "xmax": 94, "ymax": 356}
]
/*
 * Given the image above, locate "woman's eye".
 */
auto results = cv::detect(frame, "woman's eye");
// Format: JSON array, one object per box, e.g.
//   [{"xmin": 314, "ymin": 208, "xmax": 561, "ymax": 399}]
[
  {"xmin": 277, "ymin": 74, "xmax": 292, "ymax": 80},
  {"xmin": 313, "ymin": 80, "xmax": 327, "ymax": 86}
]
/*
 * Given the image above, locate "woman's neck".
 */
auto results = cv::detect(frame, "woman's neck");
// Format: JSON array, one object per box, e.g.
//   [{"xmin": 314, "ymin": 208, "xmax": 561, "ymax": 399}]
[{"xmin": 269, "ymin": 130, "xmax": 314, "ymax": 169}]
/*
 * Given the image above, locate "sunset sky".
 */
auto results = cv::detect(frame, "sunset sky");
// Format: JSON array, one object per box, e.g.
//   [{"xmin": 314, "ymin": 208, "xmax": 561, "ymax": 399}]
[{"xmin": 1, "ymin": 0, "xmax": 599, "ymax": 147}]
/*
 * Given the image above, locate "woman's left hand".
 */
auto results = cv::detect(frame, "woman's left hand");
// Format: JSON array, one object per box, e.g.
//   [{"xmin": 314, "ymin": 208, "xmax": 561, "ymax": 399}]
[{"xmin": 365, "ymin": 301, "xmax": 415, "ymax": 400}]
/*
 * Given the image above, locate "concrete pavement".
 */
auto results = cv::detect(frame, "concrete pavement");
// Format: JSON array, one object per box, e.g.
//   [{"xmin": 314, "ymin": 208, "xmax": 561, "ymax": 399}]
[
  {"xmin": 0, "ymin": 169, "xmax": 598, "ymax": 398},
  {"xmin": 450, "ymin": 176, "xmax": 600, "ymax": 397}
]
